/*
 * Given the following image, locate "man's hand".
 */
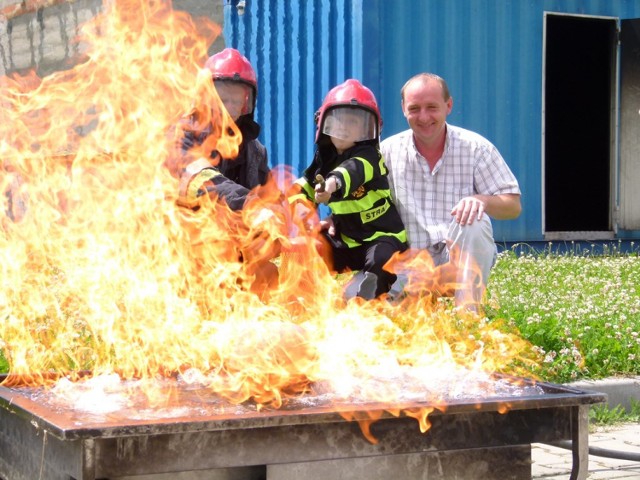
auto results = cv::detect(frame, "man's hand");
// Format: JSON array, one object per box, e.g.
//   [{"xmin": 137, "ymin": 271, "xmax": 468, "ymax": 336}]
[
  {"xmin": 451, "ymin": 196, "xmax": 486, "ymax": 225},
  {"xmin": 452, "ymin": 193, "xmax": 522, "ymax": 223}
]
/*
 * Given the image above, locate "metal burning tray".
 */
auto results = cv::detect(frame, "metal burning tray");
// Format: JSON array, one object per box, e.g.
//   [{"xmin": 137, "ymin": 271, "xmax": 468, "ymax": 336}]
[{"xmin": 0, "ymin": 374, "xmax": 606, "ymax": 480}]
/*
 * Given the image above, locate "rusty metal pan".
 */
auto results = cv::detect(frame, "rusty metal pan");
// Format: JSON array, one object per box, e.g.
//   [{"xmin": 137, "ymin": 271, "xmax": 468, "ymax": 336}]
[{"xmin": 0, "ymin": 374, "xmax": 607, "ymax": 441}]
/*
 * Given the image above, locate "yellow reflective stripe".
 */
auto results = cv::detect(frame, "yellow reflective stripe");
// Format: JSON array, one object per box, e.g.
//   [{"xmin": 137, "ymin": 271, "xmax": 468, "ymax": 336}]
[
  {"xmin": 340, "ymin": 229, "xmax": 407, "ymax": 248},
  {"xmin": 329, "ymin": 189, "xmax": 392, "ymax": 214},
  {"xmin": 367, "ymin": 230, "xmax": 407, "ymax": 244},
  {"xmin": 354, "ymin": 157, "xmax": 375, "ymax": 183},
  {"xmin": 294, "ymin": 178, "xmax": 315, "ymax": 199},
  {"xmin": 334, "ymin": 166, "xmax": 350, "ymax": 198},
  {"xmin": 339, "ymin": 232, "xmax": 361, "ymax": 248},
  {"xmin": 288, "ymin": 193, "xmax": 307, "ymax": 204},
  {"xmin": 360, "ymin": 199, "xmax": 390, "ymax": 224},
  {"xmin": 332, "ymin": 157, "xmax": 374, "ymax": 199},
  {"xmin": 379, "ymin": 154, "xmax": 388, "ymax": 175},
  {"xmin": 186, "ymin": 168, "xmax": 220, "ymax": 201}
]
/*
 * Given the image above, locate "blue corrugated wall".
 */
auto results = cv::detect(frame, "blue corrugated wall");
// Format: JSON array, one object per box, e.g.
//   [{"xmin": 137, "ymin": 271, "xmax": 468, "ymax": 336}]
[
  {"xmin": 223, "ymin": 0, "xmax": 640, "ymax": 242},
  {"xmin": 223, "ymin": 0, "xmax": 364, "ymax": 179},
  {"xmin": 364, "ymin": 0, "xmax": 544, "ymax": 242}
]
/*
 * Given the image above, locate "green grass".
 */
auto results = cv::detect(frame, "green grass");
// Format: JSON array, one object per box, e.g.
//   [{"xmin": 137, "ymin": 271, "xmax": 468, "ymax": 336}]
[
  {"xmin": 589, "ymin": 398, "xmax": 640, "ymax": 427},
  {"xmin": 590, "ymin": 398, "xmax": 640, "ymax": 424},
  {"xmin": 0, "ymin": 350, "xmax": 7, "ymax": 374},
  {"xmin": 485, "ymin": 242, "xmax": 640, "ymax": 426},
  {"xmin": 485, "ymin": 242, "xmax": 640, "ymax": 384}
]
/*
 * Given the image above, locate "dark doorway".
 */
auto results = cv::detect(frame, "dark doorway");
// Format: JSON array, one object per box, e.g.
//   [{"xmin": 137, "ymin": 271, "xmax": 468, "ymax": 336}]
[{"xmin": 544, "ymin": 14, "xmax": 616, "ymax": 233}]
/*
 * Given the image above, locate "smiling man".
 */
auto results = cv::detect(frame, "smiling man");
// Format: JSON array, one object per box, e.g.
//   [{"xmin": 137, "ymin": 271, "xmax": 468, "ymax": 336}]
[{"xmin": 380, "ymin": 73, "xmax": 522, "ymax": 310}]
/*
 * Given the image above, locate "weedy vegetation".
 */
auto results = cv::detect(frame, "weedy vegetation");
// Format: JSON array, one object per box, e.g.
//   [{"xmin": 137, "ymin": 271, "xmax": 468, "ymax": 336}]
[
  {"xmin": 486, "ymin": 241, "xmax": 640, "ymax": 384},
  {"xmin": 485, "ymin": 241, "xmax": 640, "ymax": 426}
]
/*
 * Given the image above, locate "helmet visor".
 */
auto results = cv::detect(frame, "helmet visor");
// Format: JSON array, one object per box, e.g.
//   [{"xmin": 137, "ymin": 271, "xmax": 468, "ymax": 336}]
[
  {"xmin": 321, "ymin": 107, "xmax": 377, "ymax": 142},
  {"xmin": 214, "ymin": 80, "xmax": 255, "ymax": 120}
]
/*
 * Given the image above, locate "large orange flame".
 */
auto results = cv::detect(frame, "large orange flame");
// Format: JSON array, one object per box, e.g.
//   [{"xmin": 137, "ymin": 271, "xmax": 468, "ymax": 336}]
[{"xmin": 0, "ymin": 0, "xmax": 539, "ymax": 440}]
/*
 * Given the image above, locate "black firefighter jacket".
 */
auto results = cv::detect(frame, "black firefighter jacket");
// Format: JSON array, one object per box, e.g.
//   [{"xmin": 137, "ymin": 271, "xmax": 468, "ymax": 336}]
[
  {"xmin": 179, "ymin": 114, "xmax": 270, "ymax": 211},
  {"xmin": 293, "ymin": 140, "xmax": 407, "ymax": 249}
]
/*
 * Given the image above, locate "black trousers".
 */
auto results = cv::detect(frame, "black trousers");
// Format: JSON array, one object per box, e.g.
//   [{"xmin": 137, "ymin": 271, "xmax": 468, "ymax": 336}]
[{"xmin": 326, "ymin": 234, "xmax": 407, "ymax": 299}]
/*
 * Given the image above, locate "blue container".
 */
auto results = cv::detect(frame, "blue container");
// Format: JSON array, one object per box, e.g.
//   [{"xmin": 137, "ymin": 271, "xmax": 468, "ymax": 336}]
[{"xmin": 223, "ymin": 0, "xmax": 640, "ymax": 244}]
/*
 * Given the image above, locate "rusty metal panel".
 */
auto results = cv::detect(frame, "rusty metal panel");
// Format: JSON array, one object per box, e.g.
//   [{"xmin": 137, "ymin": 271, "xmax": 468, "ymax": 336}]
[{"xmin": 0, "ymin": 407, "xmax": 89, "ymax": 480}]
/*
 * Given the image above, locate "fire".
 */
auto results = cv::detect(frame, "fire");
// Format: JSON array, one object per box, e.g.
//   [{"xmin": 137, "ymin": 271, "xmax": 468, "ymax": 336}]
[{"xmin": 0, "ymin": 0, "xmax": 538, "ymax": 440}]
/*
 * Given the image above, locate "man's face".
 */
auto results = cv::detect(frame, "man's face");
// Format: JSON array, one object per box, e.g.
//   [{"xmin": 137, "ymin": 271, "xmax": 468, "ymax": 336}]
[
  {"xmin": 402, "ymin": 78, "xmax": 452, "ymax": 146},
  {"xmin": 215, "ymin": 81, "xmax": 253, "ymax": 121}
]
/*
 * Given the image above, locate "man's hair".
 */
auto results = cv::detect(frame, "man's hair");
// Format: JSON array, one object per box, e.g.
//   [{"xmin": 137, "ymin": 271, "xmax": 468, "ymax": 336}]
[{"xmin": 401, "ymin": 73, "xmax": 451, "ymax": 103}]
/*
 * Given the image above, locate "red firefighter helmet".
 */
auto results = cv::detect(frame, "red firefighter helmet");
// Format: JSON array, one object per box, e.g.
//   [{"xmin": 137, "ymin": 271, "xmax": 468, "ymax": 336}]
[
  {"xmin": 204, "ymin": 48, "xmax": 257, "ymax": 118},
  {"xmin": 315, "ymin": 79, "xmax": 382, "ymax": 143}
]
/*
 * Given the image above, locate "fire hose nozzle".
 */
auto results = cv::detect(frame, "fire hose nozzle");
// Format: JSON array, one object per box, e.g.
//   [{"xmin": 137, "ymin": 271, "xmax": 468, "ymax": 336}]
[
  {"xmin": 315, "ymin": 174, "xmax": 326, "ymax": 193},
  {"xmin": 177, "ymin": 157, "xmax": 221, "ymax": 209}
]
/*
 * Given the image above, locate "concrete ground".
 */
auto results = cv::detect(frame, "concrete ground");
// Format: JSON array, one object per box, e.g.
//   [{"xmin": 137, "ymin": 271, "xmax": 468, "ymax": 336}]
[
  {"xmin": 533, "ymin": 376, "xmax": 640, "ymax": 479},
  {"xmin": 532, "ymin": 422, "xmax": 640, "ymax": 479}
]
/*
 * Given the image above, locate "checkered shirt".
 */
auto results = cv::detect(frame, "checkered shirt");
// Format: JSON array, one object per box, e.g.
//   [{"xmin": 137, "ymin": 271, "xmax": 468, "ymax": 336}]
[{"xmin": 380, "ymin": 124, "xmax": 521, "ymax": 249}]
